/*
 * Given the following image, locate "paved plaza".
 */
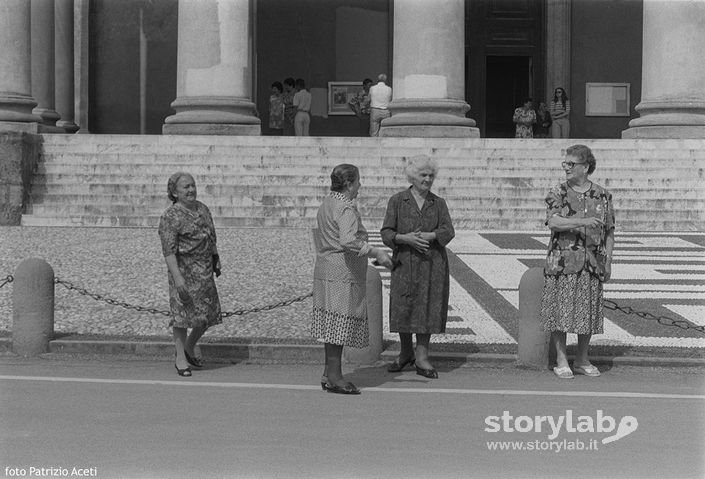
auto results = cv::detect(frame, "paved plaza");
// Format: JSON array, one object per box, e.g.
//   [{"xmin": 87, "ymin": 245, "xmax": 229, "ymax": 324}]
[{"xmin": 1, "ymin": 227, "xmax": 703, "ymax": 357}]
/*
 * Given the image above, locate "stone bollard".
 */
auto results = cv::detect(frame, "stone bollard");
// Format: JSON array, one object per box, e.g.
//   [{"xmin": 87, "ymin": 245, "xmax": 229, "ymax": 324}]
[
  {"xmin": 344, "ymin": 265, "xmax": 384, "ymax": 365},
  {"xmin": 12, "ymin": 258, "xmax": 55, "ymax": 356},
  {"xmin": 517, "ymin": 267, "xmax": 550, "ymax": 369}
]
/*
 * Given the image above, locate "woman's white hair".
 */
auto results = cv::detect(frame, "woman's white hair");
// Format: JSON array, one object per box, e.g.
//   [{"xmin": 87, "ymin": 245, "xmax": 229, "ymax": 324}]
[{"xmin": 405, "ymin": 155, "xmax": 439, "ymax": 182}]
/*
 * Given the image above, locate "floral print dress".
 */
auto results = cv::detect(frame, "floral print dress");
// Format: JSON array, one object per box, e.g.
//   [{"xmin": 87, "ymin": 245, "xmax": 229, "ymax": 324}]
[
  {"xmin": 158, "ymin": 201, "xmax": 222, "ymax": 329},
  {"xmin": 513, "ymin": 108, "xmax": 536, "ymax": 138},
  {"xmin": 540, "ymin": 182, "xmax": 615, "ymax": 334}
]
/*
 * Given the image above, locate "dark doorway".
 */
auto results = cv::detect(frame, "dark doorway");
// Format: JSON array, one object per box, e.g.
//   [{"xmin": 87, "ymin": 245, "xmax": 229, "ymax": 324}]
[{"xmin": 485, "ymin": 56, "xmax": 532, "ymax": 138}]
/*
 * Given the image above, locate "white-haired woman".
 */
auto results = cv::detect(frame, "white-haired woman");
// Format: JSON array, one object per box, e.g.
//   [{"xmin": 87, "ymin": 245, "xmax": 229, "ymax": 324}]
[
  {"xmin": 381, "ymin": 155, "xmax": 455, "ymax": 378},
  {"xmin": 158, "ymin": 172, "xmax": 222, "ymax": 377}
]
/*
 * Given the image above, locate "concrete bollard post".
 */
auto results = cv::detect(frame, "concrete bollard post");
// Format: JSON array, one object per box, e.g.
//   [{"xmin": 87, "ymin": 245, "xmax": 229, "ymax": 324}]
[
  {"xmin": 517, "ymin": 267, "xmax": 550, "ymax": 369},
  {"xmin": 12, "ymin": 258, "xmax": 55, "ymax": 356},
  {"xmin": 344, "ymin": 265, "xmax": 384, "ymax": 365}
]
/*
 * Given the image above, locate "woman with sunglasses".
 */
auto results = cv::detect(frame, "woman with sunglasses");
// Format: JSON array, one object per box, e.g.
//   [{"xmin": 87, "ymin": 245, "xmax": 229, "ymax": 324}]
[{"xmin": 541, "ymin": 145, "xmax": 615, "ymax": 379}]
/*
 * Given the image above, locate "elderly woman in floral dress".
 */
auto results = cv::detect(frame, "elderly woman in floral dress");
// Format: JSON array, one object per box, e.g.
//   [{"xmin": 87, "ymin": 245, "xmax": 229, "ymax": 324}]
[
  {"xmin": 541, "ymin": 144, "xmax": 615, "ymax": 379},
  {"xmin": 159, "ymin": 172, "xmax": 222, "ymax": 377}
]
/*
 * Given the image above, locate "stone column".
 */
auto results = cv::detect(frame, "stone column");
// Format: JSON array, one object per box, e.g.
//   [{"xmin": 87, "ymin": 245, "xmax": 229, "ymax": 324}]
[
  {"xmin": 163, "ymin": 0, "xmax": 260, "ymax": 135},
  {"xmin": 623, "ymin": 0, "xmax": 705, "ymax": 138},
  {"xmin": 31, "ymin": 0, "xmax": 61, "ymax": 127},
  {"xmin": 0, "ymin": 0, "xmax": 41, "ymax": 130},
  {"xmin": 55, "ymin": 0, "xmax": 78, "ymax": 133},
  {"xmin": 545, "ymin": 0, "xmax": 571, "ymax": 104},
  {"xmin": 380, "ymin": 0, "xmax": 478, "ymax": 137},
  {"xmin": 74, "ymin": 0, "xmax": 90, "ymax": 133}
]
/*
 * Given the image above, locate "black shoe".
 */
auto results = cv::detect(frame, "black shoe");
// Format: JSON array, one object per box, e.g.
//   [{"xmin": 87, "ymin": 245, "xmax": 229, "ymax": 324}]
[
  {"xmin": 321, "ymin": 375, "xmax": 328, "ymax": 391},
  {"xmin": 415, "ymin": 365, "xmax": 438, "ymax": 379},
  {"xmin": 184, "ymin": 350, "xmax": 204, "ymax": 368},
  {"xmin": 387, "ymin": 356, "xmax": 416, "ymax": 372},
  {"xmin": 175, "ymin": 364, "xmax": 192, "ymax": 377},
  {"xmin": 326, "ymin": 382, "xmax": 361, "ymax": 395}
]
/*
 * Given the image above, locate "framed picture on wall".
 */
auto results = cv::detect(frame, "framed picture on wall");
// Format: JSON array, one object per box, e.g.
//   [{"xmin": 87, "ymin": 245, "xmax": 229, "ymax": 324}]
[
  {"xmin": 327, "ymin": 81, "xmax": 363, "ymax": 115},
  {"xmin": 585, "ymin": 83, "xmax": 631, "ymax": 116}
]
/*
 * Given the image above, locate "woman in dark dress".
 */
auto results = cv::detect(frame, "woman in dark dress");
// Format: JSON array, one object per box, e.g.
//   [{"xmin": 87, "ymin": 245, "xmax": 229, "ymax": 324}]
[
  {"xmin": 381, "ymin": 155, "xmax": 455, "ymax": 379},
  {"xmin": 159, "ymin": 172, "xmax": 222, "ymax": 377}
]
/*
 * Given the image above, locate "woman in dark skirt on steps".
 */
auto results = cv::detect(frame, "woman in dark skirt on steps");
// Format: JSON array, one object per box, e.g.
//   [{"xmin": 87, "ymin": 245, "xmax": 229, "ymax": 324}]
[{"xmin": 541, "ymin": 145, "xmax": 615, "ymax": 379}]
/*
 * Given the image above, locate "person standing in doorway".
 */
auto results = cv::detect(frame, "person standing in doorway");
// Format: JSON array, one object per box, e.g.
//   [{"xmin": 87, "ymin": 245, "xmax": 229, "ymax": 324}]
[
  {"xmin": 293, "ymin": 78, "xmax": 312, "ymax": 136},
  {"xmin": 534, "ymin": 101, "xmax": 552, "ymax": 138},
  {"xmin": 268, "ymin": 81, "xmax": 284, "ymax": 136},
  {"xmin": 348, "ymin": 78, "xmax": 373, "ymax": 136},
  {"xmin": 369, "ymin": 74, "xmax": 392, "ymax": 137},
  {"xmin": 282, "ymin": 78, "xmax": 296, "ymax": 136},
  {"xmin": 550, "ymin": 87, "xmax": 571, "ymax": 138},
  {"xmin": 513, "ymin": 97, "xmax": 536, "ymax": 138}
]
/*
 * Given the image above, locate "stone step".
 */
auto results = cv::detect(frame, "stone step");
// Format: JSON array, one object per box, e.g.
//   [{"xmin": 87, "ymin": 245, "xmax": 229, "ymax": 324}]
[
  {"xmin": 38, "ymin": 134, "xmax": 705, "ymax": 150},
  {"xmin": 27, "ymin": 191, "xmax": 704, "ymax": 208},
  {"xmin": 30, "ymin": 183, "xmax": 705, "ymax": 204},
  {"xmin": 34, "ymin": 162, "xmax": 705, "ymax": 181},
  {"xmin": 29, "ymin": 172, "xmax": 705, "ymax": 190},
  {"xmin": 20, "ymin": 213, "xmax": 700, "ymax": 232},
  {"xmin": 22, "ymin": 135, "xmax": 705, "ymax": 231}
]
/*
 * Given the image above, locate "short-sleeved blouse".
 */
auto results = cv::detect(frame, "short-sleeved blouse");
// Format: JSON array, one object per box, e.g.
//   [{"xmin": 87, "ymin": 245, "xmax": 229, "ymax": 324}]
[
  {"xmin": 544, "ymin": 182, "xmax": 615, "ymax": 281},
  {"xmin": 313, "ymin": 192, "xmax": 371, "ymax": 285}
]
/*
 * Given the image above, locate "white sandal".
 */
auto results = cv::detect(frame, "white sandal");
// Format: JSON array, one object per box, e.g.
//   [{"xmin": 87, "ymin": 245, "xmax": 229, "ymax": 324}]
[
  {"xmin": 553, "ymin": 366, "xmax": 574, "ymax": 379},
  {"xmin": 574, "ymin": 364, "xmax": 601, "ymax": 377}
]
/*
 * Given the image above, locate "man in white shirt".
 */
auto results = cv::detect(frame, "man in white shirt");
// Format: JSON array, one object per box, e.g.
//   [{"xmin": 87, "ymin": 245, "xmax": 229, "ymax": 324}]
[
  {"xmin": 293, "ymin": 78, "xmax": 312, "ymax": 136},
  {"xmin": 368, "ymin": 74, "xmax": 392, "ymax": 137}
]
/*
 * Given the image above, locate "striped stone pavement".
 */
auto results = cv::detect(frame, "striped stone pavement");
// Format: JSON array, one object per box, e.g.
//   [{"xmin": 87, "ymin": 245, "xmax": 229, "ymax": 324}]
[{"xmin": 368, "ymin": 231, "xmax": 705, "ymax": 348}]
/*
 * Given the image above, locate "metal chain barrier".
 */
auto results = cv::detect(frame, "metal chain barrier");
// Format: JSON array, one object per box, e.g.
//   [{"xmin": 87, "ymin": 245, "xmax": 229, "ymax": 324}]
[
  {"xmin": 54, "ymin": 277, "xmax": 172, "ymax": 317},
  {"xmin": 603, "ymin": 299, "xmax": 705, "ymax": 334},
  {"xmin": 1, "ymin": 271, "xmax": 702, "ymax": 332},
  {"xmin": 0, "ymin": 275, "xmax": 13, "ymax": 290},
  {"xmin": 53, "ymin": 276, "xmax": 311, "ymax": 319}
]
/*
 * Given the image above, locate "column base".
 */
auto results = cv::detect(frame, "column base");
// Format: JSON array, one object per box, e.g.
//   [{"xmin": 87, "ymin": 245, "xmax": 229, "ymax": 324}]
[
  {"xmin": 56, "ymin": 120, "xmax": 79, "ymax": 133},
  {"xmin": 163, "ymin": 123, "xmax": 261, "ymax": 136},
  {"xmin": 379, "ymin": 99, "xmax": 480, "ymax": 138},
  {"xmin": 0, "ymin": 94, "xmax": 41, "ymax": 123},
  {"xmin": 622, "ymin": 125, "xmax": 705, "ymax": 139},
  {"xmin": 163, "ymin": 96, "xmax": 261, "ymax": 136},
  {"xmin": 32, "ymin": 107, "xmax": 61, "ymax": 126},
  {"xmin": 622, "ymin": 100, "xmax": 705, "ymax": 138}
]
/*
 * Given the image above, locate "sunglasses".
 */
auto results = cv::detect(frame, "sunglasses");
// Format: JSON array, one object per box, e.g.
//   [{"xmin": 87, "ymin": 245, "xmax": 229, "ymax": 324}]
[{"xmin": 561, "ymin": 161, "xmax": 587, "ymax": 169}]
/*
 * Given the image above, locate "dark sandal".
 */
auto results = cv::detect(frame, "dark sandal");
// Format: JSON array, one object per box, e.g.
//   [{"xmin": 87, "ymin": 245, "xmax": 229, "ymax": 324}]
[
  {"xmin": 387, "ymin": 356, "xmax": 416, "ymax": 372},
  {"xmin": 415, "ymin": 365, "xmax": 438, "ymax": 379},
  {"xmin": 184, "ymin": 350, "xmax": 204, "ymax": 368},
  {"xmin": 174, "ymin": 364, "xmax": 192, "ymax": 377},
  {"xmin": 325, "ymin": 382, "xmax": 361, "ymax": 395}
]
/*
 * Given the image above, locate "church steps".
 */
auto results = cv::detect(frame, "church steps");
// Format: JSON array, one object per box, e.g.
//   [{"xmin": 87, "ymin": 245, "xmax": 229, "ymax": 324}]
[{"xmin": 22, "ymin": 135, "xmax": 705, "ymax": 231}]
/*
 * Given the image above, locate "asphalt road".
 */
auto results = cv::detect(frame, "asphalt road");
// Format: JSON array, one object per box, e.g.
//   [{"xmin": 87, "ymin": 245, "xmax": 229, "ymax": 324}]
[{"xmin": 1, "ymin": 356, "xmax": 704, "ymax": 479}]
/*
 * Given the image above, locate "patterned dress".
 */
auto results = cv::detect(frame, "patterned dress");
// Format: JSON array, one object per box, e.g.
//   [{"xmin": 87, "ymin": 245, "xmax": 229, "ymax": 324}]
[
  {"xmin": 540, "ymin": 182, "xmax": 615, "ymax": 334},
  {"xmin": 381, "ymin": 188, "xmax": 455, "ymax": 334},
  {"xmin": 268, "ymin": 93, "xmax": 284, "ymax": 130},
  {"xmin": 513, "ymin": 107, "xmax": 536, "ymax": 138},
  {"xmin": 311, "ymin": 192, "xmax": 372, "ymax": 348},
  {"xmin": 158, "ymin": 201, "xmax": 222, "ymax": 329}
]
